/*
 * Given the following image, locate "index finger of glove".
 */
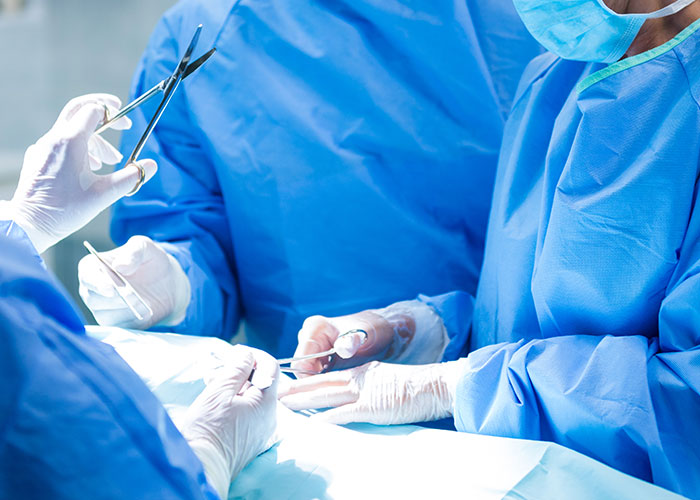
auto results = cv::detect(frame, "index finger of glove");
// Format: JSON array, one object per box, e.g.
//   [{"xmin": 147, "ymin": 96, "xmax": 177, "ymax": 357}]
[
  {"xmin": 57, "ymin": 94, "xmax": 122, "ymax": 124},
  {"xmin": 64, "ymin": 103, "xmax": 108, "ymax": 139},
  {"xmin": 277, "ymin": 368, "xmax": 353, "ymax": 398},
  {"xmin": 206, "ymin": 346, "xmax": 256, "ymax": 393},
  {"xmin": 248, "ymin": 348, "xmax": 280, "ymax": 392},
  {"xmin": 279, "ymin": 385, "xmax": 356, "ymax": 412}
]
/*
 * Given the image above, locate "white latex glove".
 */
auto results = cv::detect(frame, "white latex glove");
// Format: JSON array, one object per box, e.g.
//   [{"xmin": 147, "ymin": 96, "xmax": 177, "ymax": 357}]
[
  {"xmin": 279, "ymin": 359, "xmax": 465, "ymax": 425},
  {"xmin": 3, "ymin": 94, "xmax": 157, "ymax": 253},
  {"xmin": 292, "ymin": 300, "xmax": 449, "ymax": 376},
  {"xmin": 78, "ymin": 235, "xmax": 191, "ymax": 329},
  {"xmin": 181, "ymin": 345, "xmax": 279, "ymax": 500}
]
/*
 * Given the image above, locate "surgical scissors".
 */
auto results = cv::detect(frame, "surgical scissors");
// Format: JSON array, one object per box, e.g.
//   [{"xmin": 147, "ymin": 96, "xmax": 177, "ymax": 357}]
[
  {"xmin": 95, "ymin": 24, "xmax": 216, "ymax": 195},
  {"xmin": 277, "ymin": 329, "xmax": 368, "ymax": 375}
]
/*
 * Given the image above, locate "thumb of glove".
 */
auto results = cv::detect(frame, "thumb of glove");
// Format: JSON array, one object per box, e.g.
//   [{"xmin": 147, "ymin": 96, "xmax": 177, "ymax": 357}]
[
  {"xmin": 96, "ymin": 159, "xmax": 158, "ymax": 207},
  {"xmin": 334, "ymin": 329, "xmax": 369, "ymax": 359}
]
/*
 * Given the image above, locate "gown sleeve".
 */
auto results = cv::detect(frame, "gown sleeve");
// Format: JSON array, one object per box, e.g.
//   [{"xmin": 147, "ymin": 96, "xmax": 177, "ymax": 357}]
[
  {"xmin": 0, "ymin": 230, "xmax": 219, "ymax": 499},
  {"xmin": 0, "ymin": 219, "xmax": 45, "ymax": 268},
  {"xmin": 417, "ymin": 291, "xmax": 474, "ymax": 362},
  {"xmin": 452, "ymin": 208, "xmax": 700, "ymax": 498},
  {"xmin": 111, "ymin": 12, "xmax": 240, "ymax": 339}
]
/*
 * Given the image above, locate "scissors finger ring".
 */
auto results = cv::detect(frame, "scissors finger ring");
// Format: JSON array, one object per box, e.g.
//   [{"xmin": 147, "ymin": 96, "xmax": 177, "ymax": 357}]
[
  {"xmin": 277, "ymin": 328, "xmax": 369, "ymax": 375},
  {"xmin": 101, "ymin": 103, "xmax": 111, "ymax": 124},
  {"xmin": 126, "ymin": 162, "xmax": 146, "ymax": 196}
]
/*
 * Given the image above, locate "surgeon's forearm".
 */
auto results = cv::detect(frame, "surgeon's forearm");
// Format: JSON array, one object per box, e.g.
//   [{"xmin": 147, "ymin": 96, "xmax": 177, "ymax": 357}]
[{"xmin": 452, "ymin": 335, "xmax": 656, "ymax": 457}]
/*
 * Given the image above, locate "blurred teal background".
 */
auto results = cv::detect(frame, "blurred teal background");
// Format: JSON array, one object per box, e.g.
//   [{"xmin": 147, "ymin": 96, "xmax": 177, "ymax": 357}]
[{"xmin": 0, "ymin": 0, "xmax": 177, "ymax": 320}]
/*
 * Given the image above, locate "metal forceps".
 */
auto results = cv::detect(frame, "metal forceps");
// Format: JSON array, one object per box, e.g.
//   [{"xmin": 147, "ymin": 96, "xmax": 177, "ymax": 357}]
[
  {"xmin": 82, "ymin": 240, "xmax": 154, "ymax": 322},
  {"xmin": 95, "ymin": 24, "xmax": 216, "ymax": 196},
  {"xmin": 277, "ymin": 329, "xmax": 368, "ymax": 375}
]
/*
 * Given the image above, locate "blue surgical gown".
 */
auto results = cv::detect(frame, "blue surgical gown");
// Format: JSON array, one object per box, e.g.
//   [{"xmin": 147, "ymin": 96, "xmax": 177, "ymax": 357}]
[
  {"xmin": 439, "ymin": 19, "xmax": 700, "ymax": 499},
  {"xmin": 111, "ymin": 0, "xmax": 542, "ymax": 356},
  {"xmin": 0, "ymin": 222, "xmax": 218, "ymax": 500}
]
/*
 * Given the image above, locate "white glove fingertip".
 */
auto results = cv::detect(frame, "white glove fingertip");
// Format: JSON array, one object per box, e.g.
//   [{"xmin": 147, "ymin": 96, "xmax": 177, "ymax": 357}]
[
  {"xmin": 250, "ymin": 372, "xmax": 275, "ymax": 391},
  {"xmin": 108, "ymin": 115, "xmax": 132, "ymax": 131},
  {"xmin": 333, "ymin": 331, "xmax": 366, "ymax": 359},
  {"xmin": 95, "ymin": 94, "xmax": 122, "ymax": 110},
  {"xmin": 69, "ymin": 102, "xmax": 109, "ymax": 137},
  {"xmin": 99, "ymin": 159, "xmax": 158, "ymax": 205},
  {"xmin": 77, "ymin": 93, "xmax": 122, "ymax": 111},
  {"xmin": 249, "ymin": 349, "xmax": 279, "ymax": 391},
  {"xmin": 137, "ymin": 158, "xmax": 158, "ymax": 183}
]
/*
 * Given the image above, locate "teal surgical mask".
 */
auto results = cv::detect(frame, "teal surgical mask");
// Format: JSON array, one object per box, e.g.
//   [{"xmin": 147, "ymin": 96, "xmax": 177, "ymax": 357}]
[{"xmin": 513, "ymin": 0, "xmax": 697, "ymax": 63}]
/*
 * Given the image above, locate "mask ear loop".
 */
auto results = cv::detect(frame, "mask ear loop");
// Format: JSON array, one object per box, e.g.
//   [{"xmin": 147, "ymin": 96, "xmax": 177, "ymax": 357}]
[
  {"xmin": 595, "ymin": 0, "xmax": 696, "ymax": 64},
  {"xmin": 597, "ymin": 0, "xmax": 696, "ymax": 18},
  {"xmin": 644, "ymin": 0, "xmax": 697, "ymax": 18}
]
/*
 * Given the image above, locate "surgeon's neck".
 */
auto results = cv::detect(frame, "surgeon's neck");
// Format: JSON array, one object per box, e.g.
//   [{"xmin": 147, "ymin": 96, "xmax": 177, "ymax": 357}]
[{"xmin": 623, "ymin": 0, "xmax": 700, "ymax": 58}]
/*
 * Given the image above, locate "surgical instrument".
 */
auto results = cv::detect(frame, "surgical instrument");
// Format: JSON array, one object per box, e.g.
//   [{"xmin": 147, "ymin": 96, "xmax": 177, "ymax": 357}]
[
  {"xmin": 95, "ymin": 41, "xmax": 216, "ymax": 134},
  {"xmin": 97, "ymin": 25, "xmax": 215, "ymax": 195},
  {"xmin": 277, "ymin": 329, "xmax": 368, "ymax": 375},
  {"xmin": 83, "ymin": 240, "xmax": 154, "ymax": 322}
]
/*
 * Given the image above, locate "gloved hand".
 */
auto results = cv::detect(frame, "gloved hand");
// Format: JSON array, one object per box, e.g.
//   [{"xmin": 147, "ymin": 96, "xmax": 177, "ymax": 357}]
[
  {"xmin": 78, "ymin": 235, "xmax": 191, "ymax": 329},
  {"xmin": 181, "ymin": 345, "xmax": 279, "ymax": 500},
  {"xmin": 279, "ymin": 359, "xmax": 465, "ymax": 425},
  {"xmin": 3, "ymin": 94, "xmax": 157, "ymax": 253},
  {"xmin": 292, "ymin": 300, "xmax": 449, "ymax": 376}
]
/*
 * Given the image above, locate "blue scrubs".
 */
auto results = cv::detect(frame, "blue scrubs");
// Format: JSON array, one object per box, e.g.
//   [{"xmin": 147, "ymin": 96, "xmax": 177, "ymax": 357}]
[
  {"xmin": 112, "ymin": 0, "xmax": 542, "ymax": 356},
  {"xmin": 441, "ymin": 20, "xmax": 700, "ymax": 499},
  {"xmin": 0, "ymin": 222, "xmax": 218, "ymax": 500}
]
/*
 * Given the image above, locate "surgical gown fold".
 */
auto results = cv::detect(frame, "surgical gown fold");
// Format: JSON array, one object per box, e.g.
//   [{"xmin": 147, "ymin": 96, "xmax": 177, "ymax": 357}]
[
  {"xmin": 111, "ymin": 0, "xmax": 542, "ymax": 356},
  {"xmin": 448, "ymin": 20, "xmax": 700, "ymax": 499},
  {"xmin": 0, "ymin": 223, "xmax": 218, "ymax": 500}
]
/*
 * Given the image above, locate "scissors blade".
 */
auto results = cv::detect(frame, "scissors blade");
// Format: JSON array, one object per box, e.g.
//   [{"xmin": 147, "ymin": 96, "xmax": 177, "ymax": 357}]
[
  {"xmin": 96, "ymin": 27, "xmax": 214, "ymax": 135},
  {"xmin": 183, "ymin": 47, "xmax": 216, "ymax": 80},
  {"xmin": 168, "ymin": 24, "xmax": 202, "ymax": 83},
  {"xmin": 126, "ymin": 25, "xmax": 203, "ymax": 164},
  {"xmin": 94, "ymin": 81, "xmax": 165, "ymax": 135}
]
